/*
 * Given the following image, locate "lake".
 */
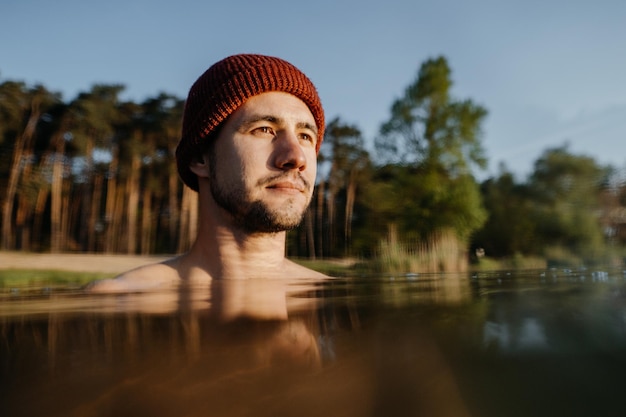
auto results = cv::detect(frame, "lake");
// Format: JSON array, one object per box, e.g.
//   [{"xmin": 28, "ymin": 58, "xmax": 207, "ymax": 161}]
[{"xmin": 2, "ymin": 267, "xmax": 626, "ymax": 417}]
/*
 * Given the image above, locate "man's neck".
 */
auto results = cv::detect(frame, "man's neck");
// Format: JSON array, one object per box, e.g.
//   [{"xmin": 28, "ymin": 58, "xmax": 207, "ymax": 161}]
[{"xmin": 185, "ymin": 217, "xmax": 289, "ymax": 280}]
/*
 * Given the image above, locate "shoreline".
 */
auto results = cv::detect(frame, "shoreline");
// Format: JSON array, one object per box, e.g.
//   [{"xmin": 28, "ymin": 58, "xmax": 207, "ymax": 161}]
[{"xmin": 0, "ymin": 251, "xmax": 171, "ymax": 274}]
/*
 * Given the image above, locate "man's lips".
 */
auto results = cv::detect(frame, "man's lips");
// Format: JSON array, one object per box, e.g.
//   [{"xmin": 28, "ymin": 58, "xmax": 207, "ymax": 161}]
[
  {"xmin": 260, "ymin": 173, "xmax": 311, "ymax": 193},
  {"xmin": 266, "ymin": 181, "xmax": 306, "ymax": 192}
]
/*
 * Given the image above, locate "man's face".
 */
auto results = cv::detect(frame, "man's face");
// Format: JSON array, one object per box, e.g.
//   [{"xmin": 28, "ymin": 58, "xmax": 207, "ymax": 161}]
[{"xmin": 207, "ymin": 92, "xmax": 318, "ymax": 233}]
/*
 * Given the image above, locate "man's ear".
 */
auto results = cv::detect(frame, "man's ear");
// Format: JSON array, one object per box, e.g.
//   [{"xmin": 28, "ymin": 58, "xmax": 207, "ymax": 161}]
[{"xmin": 189, "ymin": 155, "xmax": 210, "ymax": 178}]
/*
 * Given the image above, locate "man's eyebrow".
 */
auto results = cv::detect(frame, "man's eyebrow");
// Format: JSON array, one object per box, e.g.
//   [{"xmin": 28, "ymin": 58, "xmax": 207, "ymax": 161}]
[
  {"xmin": 296, "ymin": 121, "xmax": 318, "ymax": 135},
  {"xmin": 238, "ymin": 114, "xmax": 318, "ymax": 135},
  {"xmin": 237, "ymin": 114, "xmax": 280, "ymax": 131}
]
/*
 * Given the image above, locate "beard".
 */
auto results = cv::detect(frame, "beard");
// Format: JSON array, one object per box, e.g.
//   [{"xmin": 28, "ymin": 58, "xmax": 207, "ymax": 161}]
[{"xmin": 208, "ymin": 154, "xmax": 311, "ymax": 234}]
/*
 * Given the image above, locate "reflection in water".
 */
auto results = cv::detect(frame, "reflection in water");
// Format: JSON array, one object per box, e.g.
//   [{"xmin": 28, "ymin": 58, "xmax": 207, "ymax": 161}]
[
  {"xmin": 2, "ymin": 279, "xmax": 325, "ymax": 417},
  {"xmin": 3, "ymin": 269, "xmax": 626, "ymax": 416},
  {"xmin": 483, "ymin": 317, "xmax": 549, "ymax": 351}
]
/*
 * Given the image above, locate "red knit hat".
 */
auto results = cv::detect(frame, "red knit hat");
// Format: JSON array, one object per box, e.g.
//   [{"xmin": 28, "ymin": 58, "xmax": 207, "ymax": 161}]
[{"xmin": 176, "ymin": 54, "xmax": 325, "ymax": 191}]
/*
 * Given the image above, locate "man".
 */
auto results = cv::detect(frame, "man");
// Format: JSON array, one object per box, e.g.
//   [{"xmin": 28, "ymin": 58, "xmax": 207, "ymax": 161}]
[{"xmin": 89, "ymin": 54, "xmax": 327, "ymax": 292}]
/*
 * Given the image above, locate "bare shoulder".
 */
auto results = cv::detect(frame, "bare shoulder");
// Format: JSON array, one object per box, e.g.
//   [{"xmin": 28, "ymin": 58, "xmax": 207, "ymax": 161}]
[{"xmin": 85, "ymin": 258, "xmax": 181, "ymax": 293}]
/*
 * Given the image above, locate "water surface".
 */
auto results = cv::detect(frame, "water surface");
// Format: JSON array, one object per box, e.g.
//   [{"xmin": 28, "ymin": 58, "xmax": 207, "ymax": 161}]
[{"xmin": 2, "ymin": 267, "xmax": 626, "ymax": 417}]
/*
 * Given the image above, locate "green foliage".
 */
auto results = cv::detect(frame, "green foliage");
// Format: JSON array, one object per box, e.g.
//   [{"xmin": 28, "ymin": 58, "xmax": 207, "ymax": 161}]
[
  {"xmin": 362, "ymin": 164, "xmax": 486, "ymax": 244},
  {"xmin": 473, "ymin": 145, "xmax": 618, "ymax": 264},
  {"xmin": 376, "ymin": 56, "xmax": 487, "ymax": 172},
  {"xmin": 0, "ymin": 81, "xmax": 30, "ymax": 146},
  {"xmin": 529, "ymin": 144, "xmax": 609, "ymax": 257},
  {"xmin": 0, "ymin": 81, "xmax": 61, "ymax": 178},
  {"xmin": 367, "ymin": 55, "xmax": 487, "ymax": 258},
  {"xmin": 6, "ymin": 58, "xmax": 623, "ymax": 268},
  {"xmin": 472, "ymin": 167, "xmax": 537, "ymax": 257}
]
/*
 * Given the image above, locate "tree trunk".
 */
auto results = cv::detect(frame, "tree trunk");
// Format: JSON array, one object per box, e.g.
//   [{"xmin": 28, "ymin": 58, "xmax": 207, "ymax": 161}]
[
  {"xmin": 60, "ymin": 178, "xmax": 71, "ymax": 251},
  {"xmin": 177, "ymin": 186, "xmax": 198, "ymax": 253},
  {"xmin": 111, "ymin": 184, "xmax": 126, "ymax": 253},
  {"xmin": 326, "ymin": 190, "xmax": 337, "ymax": 256},
  {"xmin": 1, "ymin": 97, "xmax": 41, "ymax": 250},
  {"xmin": 103, "ymin": 146, "xmax": 119, "ymax": 253},
  {"xmin": 140, "ymin": 187, "xmax": 152, "ymax": 255},
  {"xmin": 344, "ymin": 169, "xmax": 357, "ymax": 255},
  {"xmin": 89, "ymin": 173, "xmax": 103, "ymax": 252},
  {"xmin": 79, "ymin": 137, "xmax": 95, "ymax": 251},
  {"xmin": 305, "ymin": 209, "xmax": 315, "ymax": 259},
  {"xmin": 177, "ymin": 187, "xmax": 190, "ymax": 253},
  {"xmin": 126, "ymin": 153, "xmax": 141, "ymax": 254},
  {"xmin": 32, "ymin": 185, "xmax": 50, "ymax": 251},
  {"xmin": 50, "ymin": 130, "xmax": 67, "ymax": 253},
  {"xmin": 188, "ymin": 190, "xmax": 198, "ymax": 249},
  {"xmin": 168, "ymin": 157, "xmax": 179, "ymax": 252},
  {"xmin": 315, "ymin": 181, "xmax": 325, "ymax": 258},
  {"xmin": 68, "ymin": 184, "xmax": 84, "ymax": 250},
  {"xmin": 14, "ymin": 148, "xmax": 38, "ymax": 251},
  {"xmin": 51, "ymin": 172, "xmax": 72, "ymax": 252},
  {"xmin": 15, "ymin": 195, "xmax": 31, "ymax": 251}
]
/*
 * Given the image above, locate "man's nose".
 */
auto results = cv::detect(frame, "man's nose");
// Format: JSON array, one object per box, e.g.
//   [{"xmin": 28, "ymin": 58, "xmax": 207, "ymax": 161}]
[{"xmin": 273, "ymin": 132, "xmax": 307, "ymax": 171}]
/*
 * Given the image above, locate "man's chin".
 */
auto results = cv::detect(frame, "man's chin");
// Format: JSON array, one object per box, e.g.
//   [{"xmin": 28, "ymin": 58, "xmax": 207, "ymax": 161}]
[
  {"xmin": 236, "ymin": 203, "xmax": 307, "ymax": 234},
  {"xmin": 240, "ymin": 220, "xmax": 301, "ymax": 235},
  {"xmin": 257, "ymin": 212, "xmax": 306, "ymax": 233}
]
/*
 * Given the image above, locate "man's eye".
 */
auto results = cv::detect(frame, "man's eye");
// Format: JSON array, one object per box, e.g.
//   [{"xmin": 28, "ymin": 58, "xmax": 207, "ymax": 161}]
[
  {"xmin": 300, "ymin": 133, "xmax": 315, "ymax": 144},
  {"xmin": 253, "ymin": 126, "xmax": 274, "ymax": 135}
]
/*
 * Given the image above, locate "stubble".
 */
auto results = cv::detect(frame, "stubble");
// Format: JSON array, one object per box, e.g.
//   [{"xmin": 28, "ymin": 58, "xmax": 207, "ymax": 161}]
[{"xmin": 208, "ymin": 153, "xmax": 311, "ymax": 234}]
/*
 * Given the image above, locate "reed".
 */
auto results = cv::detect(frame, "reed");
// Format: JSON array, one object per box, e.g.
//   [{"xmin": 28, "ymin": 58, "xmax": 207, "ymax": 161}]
[{"xmin": 372, "ymin": 226, "xmax": 468, "ymax": 273}]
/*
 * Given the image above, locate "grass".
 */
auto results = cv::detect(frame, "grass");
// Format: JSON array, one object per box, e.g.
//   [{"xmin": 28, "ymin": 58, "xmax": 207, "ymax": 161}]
[
  {"xmin": 0, "ymin": 269, "xmax": 113, "ymax": 290},
  {"xmin": 471, "ymin": 255, "xmax": 547, "ymax": 271},
  {"xmin": 291, "ymin": 258, "xmax": 359, "ymax": 276},
  {"xmin": 542, "ymin": 245, "xmax": 626, "ymax": 268},
  {"xmin": 6, "ymin": 246, "xmax": 617, "ymax": 289},
  {"xmin": 0, "ymin": 261, "xmax": 356, "ymax": 290},
  {"xmin": 471, "ymin": 245, "xmax": 626, "ymax": 271}
]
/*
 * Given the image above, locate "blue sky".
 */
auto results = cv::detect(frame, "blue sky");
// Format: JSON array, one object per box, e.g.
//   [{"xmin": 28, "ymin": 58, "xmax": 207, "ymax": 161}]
[{"xmin": 2, "ymin": 0, "xmax": 625, "ymax": 180}]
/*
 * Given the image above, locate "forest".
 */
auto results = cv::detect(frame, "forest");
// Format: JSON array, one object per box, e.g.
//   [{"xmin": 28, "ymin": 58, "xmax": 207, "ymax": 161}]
[{"xmin": 2, "ymin": 56, "xmax": 626, "ymax": 272}]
